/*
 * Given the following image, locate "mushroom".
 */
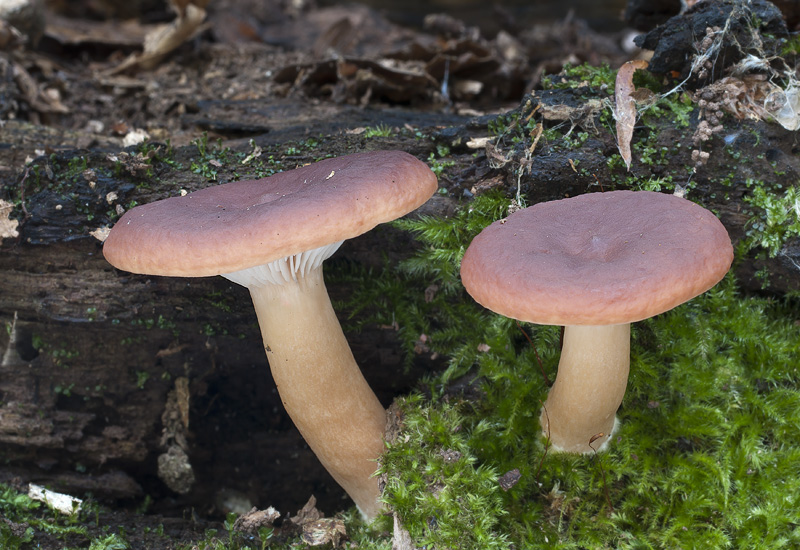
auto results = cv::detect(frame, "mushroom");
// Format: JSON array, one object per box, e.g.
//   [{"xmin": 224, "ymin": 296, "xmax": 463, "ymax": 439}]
[
  {"xmin": 460, "ymin": 190, "xmax": 733, "ymax": 453},
  {"xmin": 103, "ymin": 150, "xmax": 438, "ymax": 519}
]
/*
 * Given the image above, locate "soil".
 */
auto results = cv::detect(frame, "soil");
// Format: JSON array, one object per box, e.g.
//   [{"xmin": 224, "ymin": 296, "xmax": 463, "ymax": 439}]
[{"xmin": 1, "ymin": 0, "xmax": 799, "ymax": 548}]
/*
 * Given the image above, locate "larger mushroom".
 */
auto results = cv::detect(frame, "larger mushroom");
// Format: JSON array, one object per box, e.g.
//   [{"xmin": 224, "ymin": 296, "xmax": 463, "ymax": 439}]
[
  {"xmin": 103, "ymin": 150, "xmax": 438, "ymax": 519},
  {"xmin": 460, "ymin": 190, "xmax": 733, "ymax": 453}
]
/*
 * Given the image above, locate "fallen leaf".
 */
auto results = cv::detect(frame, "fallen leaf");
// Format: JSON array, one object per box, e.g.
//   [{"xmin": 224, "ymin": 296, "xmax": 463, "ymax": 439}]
[
  {"xmin": 614, "ymin": 59, "xmax": 649, "ymax": 171},
  {"xmin": 290, "ymin": 495, "xmax": 323, "ymax": 525},
  {"xmin": 233, "ymin": 506, "xmax": 280, "ymax": 535},
  {"xmin": 12, "ymin": 62, "xmax": 69, "ymax": 114},
  {"xmin": 109, "ymin": 3, "xmax": 209, "ymax": 74},
  {"xmin": 301, "ymin": 518, "xmax": 346, "ymax": 547}
]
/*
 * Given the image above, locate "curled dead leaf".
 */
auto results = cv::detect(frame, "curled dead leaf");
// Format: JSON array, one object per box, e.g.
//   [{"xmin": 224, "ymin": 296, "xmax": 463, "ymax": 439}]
[
  {"xmin": 290, "ymin": 495, "xmax": 323, "ymax": 525},
  {"xmin": 109, "ymin": 3, "xmax": 208, "ymax": 74},
  {"xmin": 232, "ymin": 506, "xmax": 280, "ymax": 535},
  {"xmin": 614, "ymin": 59, "xmax": 649, "ymax": 171},
  {"xmin": 301, "ymin": 518, "xmax": 346, "ymax": 547}
]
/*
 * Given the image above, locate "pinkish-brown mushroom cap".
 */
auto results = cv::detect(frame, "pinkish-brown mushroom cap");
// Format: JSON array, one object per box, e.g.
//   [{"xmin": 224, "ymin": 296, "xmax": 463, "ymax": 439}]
[
  {"xmin": 460, "ymin": 190, "xmax": 733, "ymax": 326},
  {"xmin": 103, "ymin": 150, "xmax": 437, "ymax": 276}
]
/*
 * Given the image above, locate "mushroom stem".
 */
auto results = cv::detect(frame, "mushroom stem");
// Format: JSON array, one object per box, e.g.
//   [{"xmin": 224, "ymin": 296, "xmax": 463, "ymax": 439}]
[
  {"xmin": 539, "ymin": 324, "xmax": 630, "ymax": 453},
  {"xmin": 248, "ymin": 267, "xmax": 386, "ymax": 521}
]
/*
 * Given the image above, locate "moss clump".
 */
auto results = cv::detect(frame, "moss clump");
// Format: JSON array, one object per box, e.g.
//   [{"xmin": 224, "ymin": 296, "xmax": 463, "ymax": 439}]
[
  {"xmin": 739, "ymin": 179, "xmax": 800, "ymax": 257},
  {"xmin": 353, "ymin": 193, "xmax": 800, "ymax": 549},
  {"xmin": 0, "ymin": 485, "xmax": 95, "ymax": 549},
  {"xmin": 542, "ymin": 62, "xmax": 616, "ymax": 92},
  {"xmin": 5, "ymin": 187, "xmax": 800, "ymax": 549}
]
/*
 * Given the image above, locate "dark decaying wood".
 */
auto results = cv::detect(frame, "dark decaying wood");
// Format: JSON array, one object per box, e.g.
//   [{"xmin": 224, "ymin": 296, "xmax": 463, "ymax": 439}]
[
  {"xmin": 0, "ymin": 130, "xmax": 448, "ymax": 514},
  {"xmin": 2, "ymin": 76, "xmax": 800, "ymax": 518}
]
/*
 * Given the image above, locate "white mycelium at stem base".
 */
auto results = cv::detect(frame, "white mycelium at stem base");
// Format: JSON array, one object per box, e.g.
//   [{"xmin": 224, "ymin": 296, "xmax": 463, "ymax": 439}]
[
  {"xmin": 223, "ymin": 242, "xmax": 386, "ymax": 521},
  {"xmin": 539, "ymin": 324, "xmax": 629, "ymax": 454}
]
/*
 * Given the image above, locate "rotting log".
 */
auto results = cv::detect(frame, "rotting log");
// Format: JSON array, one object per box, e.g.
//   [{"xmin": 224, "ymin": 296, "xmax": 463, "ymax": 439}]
[
  {"xmin": 2, "ymin": 87, "xmax": 800, "ymax": 515},
  {"xmin": 0, "ymin": 134, "xmax": 448, "ymax": 515}
]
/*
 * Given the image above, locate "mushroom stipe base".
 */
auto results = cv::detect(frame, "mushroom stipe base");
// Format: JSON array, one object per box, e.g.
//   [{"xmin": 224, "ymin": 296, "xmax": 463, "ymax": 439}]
[
  {"xmin": 541, "ymin": 415, "xmax": 620, "ymax": 454},
  {"xmin": 537, "ymin": 324, "xmax": 631, "ymax": 454}
]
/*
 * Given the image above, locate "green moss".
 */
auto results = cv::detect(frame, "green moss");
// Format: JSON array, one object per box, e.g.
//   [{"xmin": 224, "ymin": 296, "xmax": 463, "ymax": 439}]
[
  {"xmin": 189, "ymin": 132, "xmax": 230, "ymax": 181},
  {"xmin": 543, "ymin": 62, "xmax": 616, "ymax": 92},
  {"xmin": 6, "ymin": 90, "xmax": 800, "ymax": 547},
  {"xmin": 740, "ymin": 181, "xmax": 800, "ymax": 257},
  {"xmin": 0, "ymin": 484, "xmax": 99, "ymax": 548},
  {"xmin": 639, "ymin": 91, "xmax": 695, "ymax": 129},
  {"xmin": 64, "ymin": 155, "xmax": 89, "ymax": 181},
  {"xmin": 7, "ymin": 220, "xmax": 800, "ymax": 549},
  {"xmin": 713, "ymin": 175, "xmax": 800, "ymax": 264},
  {"xmin": 363, "ymin": 123, "xmax": 394, "ymax": 138},
  {"xmin": 427, "ymin": 144, "xmax": 456, "ymax": 178},
  {"xmin": 329, "ymin": 194, "xmax": 800, "ymax": 549},
  {"xmin": 780, "ymin": 34, "xmax": 800, "ymax": 56}
]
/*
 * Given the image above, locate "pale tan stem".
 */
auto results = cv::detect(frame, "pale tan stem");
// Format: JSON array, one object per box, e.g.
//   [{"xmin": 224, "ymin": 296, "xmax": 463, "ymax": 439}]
[
  {"xmin": 540, "ymin": 324, "xmax": 630, "ymax": 453},
  {"xmin": 248, "ymin": 267, "xmax": 386, "ymax": 520}
]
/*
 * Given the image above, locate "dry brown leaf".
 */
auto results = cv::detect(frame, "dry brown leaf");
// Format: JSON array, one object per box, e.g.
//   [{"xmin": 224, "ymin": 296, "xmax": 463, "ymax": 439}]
[
  {"xmin": 232, "ymin": 506, "xmax": 280, "ymax": 535},
  {"xmin": 614, "ymin": 59, "xmax": 649, "ymax": 171},
  {"xmin": 12, "ymin": 62, "xmax": 69, "ymax": 113},
  {"xmin": 0, "ymin": 19, "xmax": 24, "ymax": 49},
  {"xmin": 289, "ymin": 495, "xmax": 323, "ymax": 525},
  {"xmin": 109, "ymin": 3, "xmax": 208, "ymax": 74},
  {"xmin": 45, "ymin": 14, "xmax": 146, "ymax": 48},
  {"xmin": 169, "ymin": 0, "xmax": 212, "ymax": 17},
  {"xmin": 301, "ymin": 518, "xmax": 346, "ymax": 547}
]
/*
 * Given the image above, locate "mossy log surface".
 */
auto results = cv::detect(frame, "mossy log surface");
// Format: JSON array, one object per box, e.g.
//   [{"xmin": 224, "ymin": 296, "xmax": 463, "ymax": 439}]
[
  {"xmin": 1, "ymin": 84, "xmax": 799, "ymax": 516},
  {"xmin": 0, "ymin": 125, "xmax": 449, "ymax": 514}
]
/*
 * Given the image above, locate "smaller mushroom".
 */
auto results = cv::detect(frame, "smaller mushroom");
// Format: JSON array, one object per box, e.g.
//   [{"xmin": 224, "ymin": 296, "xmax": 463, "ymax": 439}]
[
  {"xmin": 460, "ymin": 190, "xmax": 733, "ymax": 453},
  {"xmin": 103, "ymin": 150, "xmax": 438, "ymax": 519}
]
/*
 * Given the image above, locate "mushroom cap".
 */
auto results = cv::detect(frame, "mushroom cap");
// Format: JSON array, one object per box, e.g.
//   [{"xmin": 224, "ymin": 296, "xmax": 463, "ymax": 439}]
[
  {"xmin": 460, "ymin": 190, "xmax": 733, "ymax": 326},
  {"xmin": 103, "ymin": 150, "xmax": 437, "ymax": 277}
]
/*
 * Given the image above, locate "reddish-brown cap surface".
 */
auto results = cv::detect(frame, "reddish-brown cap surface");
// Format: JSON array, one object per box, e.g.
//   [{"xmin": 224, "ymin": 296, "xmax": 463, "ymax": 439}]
[
  {"xmin": 104, "ymin": 150, "xmax": 437, "ymax": 276},
  {"xmin": 460, "ymin": 191, "xmax": 733, "ymax": 325}
]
